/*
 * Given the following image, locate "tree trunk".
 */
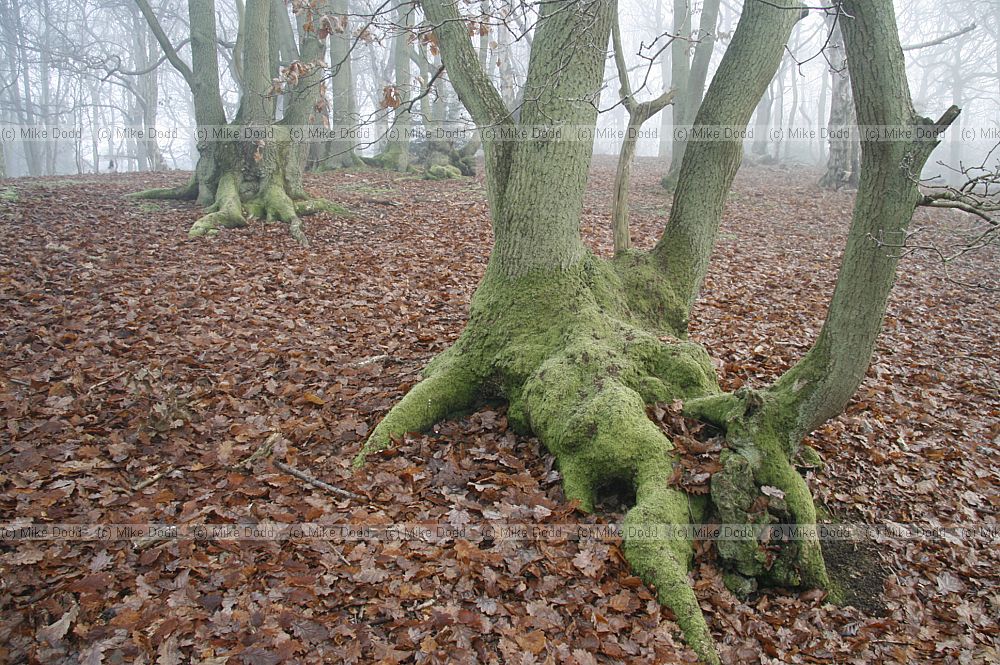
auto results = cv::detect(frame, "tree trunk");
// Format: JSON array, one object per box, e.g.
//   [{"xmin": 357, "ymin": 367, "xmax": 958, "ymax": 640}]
[
  {"xmin": 610, "ymin": 11, "xmax": 674, "ymax": 253},
  {"xmin": 662, "ymin": 0, "xmax": 720, "ymax": 189},
  {"xmin": 661, "ymin": 0, "xmax": 691, "ymax": 188},
  {"xmin": 361, "ymin": 2, "xmax": 808, "ymax": 663},
  {"xmin": 360, "ymin": 1, "xmax": 955, "ymax": 662},
  {"xmin": 324, "ymin": 0, "xmax": 360, "ymax": 169},
  {"xmin": 687, "ymin": 0, "xmax": 959, "ymax": 609},
  {"xmin": 819, "ymin": 16, "xmax": 859, "ymax": 189},
  {"xmin": 131, "ymin": 0, "xmax": 343, "ymax": 243},
  {"xmin": 373, "ymin": 5, "xmax": 413, "ymax": 171}
]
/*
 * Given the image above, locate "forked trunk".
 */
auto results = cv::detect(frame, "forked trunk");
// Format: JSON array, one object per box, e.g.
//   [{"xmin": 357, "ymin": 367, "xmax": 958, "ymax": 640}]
[{"xmin": 360, "ymin": 1, "xmax": 952, "ymax": 663}]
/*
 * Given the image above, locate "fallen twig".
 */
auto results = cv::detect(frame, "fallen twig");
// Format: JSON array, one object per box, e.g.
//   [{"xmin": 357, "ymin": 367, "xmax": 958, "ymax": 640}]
[
  {"xmin": 133, "ymin": 466, "xmax": 176, "ymax": 491},
  {"xmin": 353, "ymin": 354, "xmax": 389, "ymax": 368},
  {"xmin": 87, "ymin": 370, "xmax": 128, "ymax": 394},
  {"xmin": 273, "ymin": 459, "xmax": 364, "ymax": 501}
]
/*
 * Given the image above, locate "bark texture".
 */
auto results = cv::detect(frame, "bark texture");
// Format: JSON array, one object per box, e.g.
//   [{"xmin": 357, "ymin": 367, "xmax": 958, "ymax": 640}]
[{"xmin": 818, "ymin": 15, "xmax": 860, "ymax": 189}]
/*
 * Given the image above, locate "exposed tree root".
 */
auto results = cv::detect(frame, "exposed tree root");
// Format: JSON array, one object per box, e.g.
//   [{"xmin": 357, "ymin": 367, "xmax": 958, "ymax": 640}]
[
  {"xmin": 129, "ymin": 173, "xmax": 199, "ymax": 201},
  {"xmin": 357, "ymin": 254, "xmax": 831, "ymax": 663},
  {"xmin": 354, "ymin": 349, "xmax": 482, "ymax": 467},
  {"xmin": 685, "ymin": 390, "xmax": 832, "ymax": 597},
  {"xmin": 188, "ymin": 172, "xmax": 246, "ymax": 239}
]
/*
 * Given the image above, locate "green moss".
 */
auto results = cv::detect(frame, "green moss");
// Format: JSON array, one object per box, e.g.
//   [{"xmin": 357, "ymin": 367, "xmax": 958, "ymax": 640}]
[
  {"xmin": 353, "ymin": 349, "xmax": 481, "ymax": 467},
  {"xmin": 611, "ymin": 251, "xmax": 688, "ymax": 336},
  {"xmin": 426, "ymin": 164, "xmax": 463, "ymax": 180},
  {"xmin": 130, "ymin": 174, "xmax": 198, "ymax": 201},
  {"xmin": 0, "ymin": 187, "xmax": 17, "ymax": 202},
  {"xmin": 189, "ymin": 172, "xmax": 245, "ymax": 238},
  {"xmin": 624, "ymin": 492, "xmax": 720, "ymax": 665},
  {"xmin": 723, "ymin": 571, "xmax": 757, "ymax": 597},
  {"xmin": 355, "ymin": 253, "xmax": 727, "ymax": 660},
  {"xmin": 795, "ymin": 444, "xmax": 824, "ymax": 470},
  {"xmin": 701, "ymin": 392, "xmax": 832, "ymax": 594}
]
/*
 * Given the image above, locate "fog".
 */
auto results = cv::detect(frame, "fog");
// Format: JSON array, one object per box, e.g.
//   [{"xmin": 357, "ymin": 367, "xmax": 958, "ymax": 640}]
[{"xmin": 0, "ymin": 0, "xmax": 997, "ymax": 182}]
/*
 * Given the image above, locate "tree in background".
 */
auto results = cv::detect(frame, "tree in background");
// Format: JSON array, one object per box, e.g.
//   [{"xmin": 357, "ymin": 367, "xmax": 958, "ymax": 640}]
[
  {"xmin": 660, "ymin": 0, "xmax": 720, "ymax": 190},
  {"xmin": 133, "ymin": 0, "xmax": 343, "ymax": 243},
  {"xmin": 818, "ymin": 11, "xmax": 858, "ymax": 189},
  {"xmin": 354, "ymin": 1, "xmax": 963, "ymax": 661}
]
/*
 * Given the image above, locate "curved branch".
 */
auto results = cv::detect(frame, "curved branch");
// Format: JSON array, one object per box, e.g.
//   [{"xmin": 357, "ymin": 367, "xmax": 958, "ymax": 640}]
[
  {"xmin": 901, "ymin": 22, "xmax": 975, "ymax": 51},
  {"xmin": 420, "ymin": 0, "xmax": 510, "ymax": 129},
  {"xmin": 131, "ymin": 0, "xmax": 194, "ymax": 88}
]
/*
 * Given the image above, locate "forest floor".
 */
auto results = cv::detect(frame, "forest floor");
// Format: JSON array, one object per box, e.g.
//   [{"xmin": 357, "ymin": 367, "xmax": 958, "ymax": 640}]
[{"xmin": 0, "ymin": 157, "xmax": 997, "ymax": 664}]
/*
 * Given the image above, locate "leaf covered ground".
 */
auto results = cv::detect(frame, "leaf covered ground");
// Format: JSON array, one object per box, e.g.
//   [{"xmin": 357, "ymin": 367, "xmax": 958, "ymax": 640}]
[{"xmin": 0, "ymin": 158, "xmax": 997, "ymax": 664}]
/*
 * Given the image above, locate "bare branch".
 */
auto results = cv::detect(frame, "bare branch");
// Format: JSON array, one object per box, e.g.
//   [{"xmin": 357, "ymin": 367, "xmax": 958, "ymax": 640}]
[
  {"xmin": 131, "ymin": 0, "xmax": 195, "ymax": 89},
  {"xmin": 902, "ymin": 23, "xmax": 976, "ymax": 52}
]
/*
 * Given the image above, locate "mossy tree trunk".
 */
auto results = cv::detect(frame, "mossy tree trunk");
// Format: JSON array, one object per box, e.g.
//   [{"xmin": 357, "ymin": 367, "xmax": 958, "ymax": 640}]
[
  {"xmin": 358, "ymin": 0, "xmax": 956, "ymax": 662},
  {"xmin": 131, "ymin": 0, "xmax": 343, "ymax": 243}
]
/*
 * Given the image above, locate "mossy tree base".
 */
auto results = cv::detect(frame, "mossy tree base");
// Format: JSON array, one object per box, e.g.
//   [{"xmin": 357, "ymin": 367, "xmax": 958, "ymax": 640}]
[
  {"xmin": 356, "ymin": 252, "xmax": 831, "ymax": 664},
  {"xmin": 131, "ymin": 128, "xmax": 345, "ymax": 246}
]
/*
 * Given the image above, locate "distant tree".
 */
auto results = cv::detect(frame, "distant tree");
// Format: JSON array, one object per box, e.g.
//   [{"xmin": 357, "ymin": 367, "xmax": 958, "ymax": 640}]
[
  {"xmin": 354, "ymin": 1, "xmax": 964, "ymax": 662},
  {"xmin": 132, "ymin": 0, "xmax": 342, "ymax": 243},
  {"xmin": 818, "ymin": 11, "xmax": 858, "ymax": 189},
  {"xmin": 661, "ymin": 0, "xmax": 721, "ymax": 189}
]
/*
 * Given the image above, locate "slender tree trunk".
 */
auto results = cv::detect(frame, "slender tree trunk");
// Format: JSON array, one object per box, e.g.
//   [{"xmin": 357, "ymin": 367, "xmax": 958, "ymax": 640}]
[
  {"xmin": 375, "ymin": 5, "xmax": 413, "ymax": 171},
  {"xmin": 785, "ymin": 41, "xmax": 799, "ymax": 162},
  {"xmin": 656, "ymin": 0, "xmax": 672, "ymax": 160},
  {"xmin": 662, "ymin": 0, "xmax": 691, "ymax": 187},
  {"xmin": 948, "ymin": 45, "xmax": 963, "ymax": 180},
  {"xmin": 817, "ymin": 65, "xmax": 828, "ymax": 162},
  {"xmin": 750, "ymin": 85, "xmax": 773, "ymax": 160},
  {"xmin": 325, "ymin": 0, "xmax": 360, "ymax": 168},
  {"xmin": 610, "ymin": 12, "xmax": 674, "ymax": 253},
  {"xmin": 768, "ymin": 2, "xmax": 959, "ymax": 444},
  {"xmin": 819, "ymin": 15, "xmax": 859, "ymax": 189},
  {"xmin": 6, "ymin": 0, "xmax": 42, "ymax": 176},
  {"xmin": 662, "ymin": 0, "xmax": 720, "ymax": 188}
]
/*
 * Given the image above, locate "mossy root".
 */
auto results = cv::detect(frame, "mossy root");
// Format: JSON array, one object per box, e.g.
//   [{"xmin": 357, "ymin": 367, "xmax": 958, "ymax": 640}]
[
  {"xmin": 353, "ymin": 351, "xmax": 481, "ymax": 467},
  {"xmin": 188, "ymin": 172, "xmax": 245, "ymax": 238},
  {"xmin": 130, "ymin": 174, "xmax": 199, "ymax": 201}
]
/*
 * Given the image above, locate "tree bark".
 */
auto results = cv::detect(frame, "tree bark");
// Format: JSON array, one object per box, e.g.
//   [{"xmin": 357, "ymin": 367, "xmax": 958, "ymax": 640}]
[
  {"xmin": 360, "ymin": 3, "xmax": 807, "ymax": 663},
  {"xmin": 325, "ymin": 0, "xmax": 360, "ymax": 169},
  {"xmin": 688, "ymin": 0, "xmax": 959, "ymax": 604},
  {"xmin": 656, "ymin": 0, "xmax": 804, "ymax": 314},
  {"xmin": 819, "ymin": 15, "xmax": 859, "ymax": 189},
  {"xmin": 663, "ymin": 0, "xmax": 720, "ymax": 189}
]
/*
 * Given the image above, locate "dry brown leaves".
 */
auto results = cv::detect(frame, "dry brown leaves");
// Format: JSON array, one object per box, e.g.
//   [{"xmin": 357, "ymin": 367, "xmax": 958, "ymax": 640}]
[{"xmin": 0, "ymin": 159, "xmax": 996, "ymax": 663}]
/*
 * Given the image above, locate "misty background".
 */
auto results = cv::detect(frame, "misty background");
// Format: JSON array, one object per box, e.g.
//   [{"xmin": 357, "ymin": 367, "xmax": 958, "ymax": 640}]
[{"xmin": 0, "ymin": 0, "xmax": 997, "ymax": 181}]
